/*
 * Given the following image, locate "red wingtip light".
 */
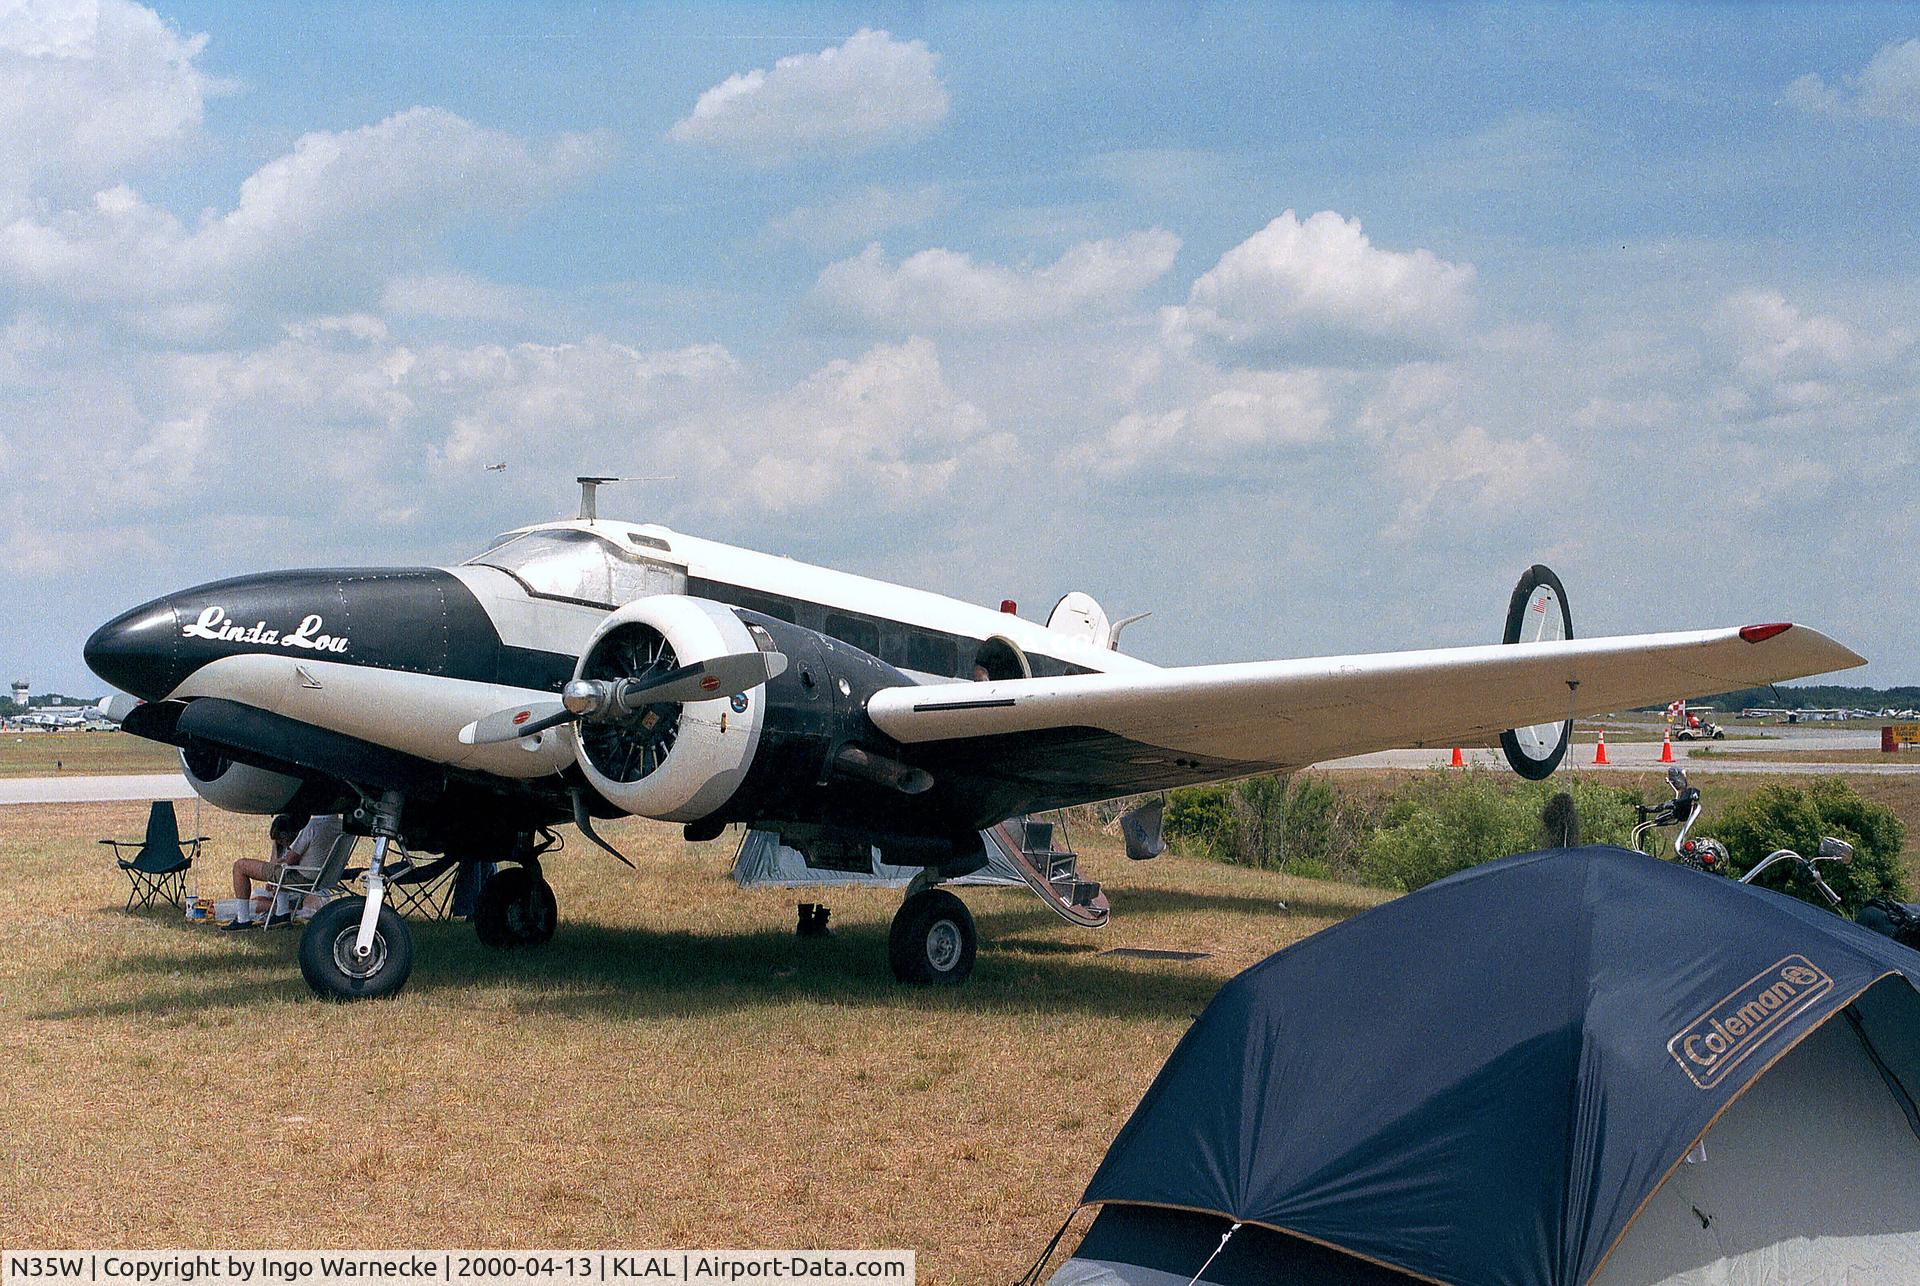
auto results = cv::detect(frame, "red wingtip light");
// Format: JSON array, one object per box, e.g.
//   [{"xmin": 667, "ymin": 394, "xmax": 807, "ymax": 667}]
[{"xmin": 1739, "ymin": 623, "xmax": 1793, "ymax": 644}]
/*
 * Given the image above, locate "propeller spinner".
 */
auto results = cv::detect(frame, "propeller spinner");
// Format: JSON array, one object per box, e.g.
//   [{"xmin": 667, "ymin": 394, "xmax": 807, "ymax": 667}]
[{"xmin": 459, "ymin": 649, "xmax": 787, "ymax": 747}]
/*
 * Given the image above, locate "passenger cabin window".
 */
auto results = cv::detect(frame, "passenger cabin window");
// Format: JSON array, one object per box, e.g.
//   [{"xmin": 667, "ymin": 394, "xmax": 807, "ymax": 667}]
[
  {"xmin": 904, "ymin": 634, "xmax": 959, "ymax": 677},
  {"xmin": 465, "ymin": 529, "xmax": 686, "ymax": 607},
  {"xmin": 823, "ymin": 612, "xmax": 881, "ymax": 657},
  {"xmin": 728, "ymin": 589, "xmax": 797, "ymax": 623}
]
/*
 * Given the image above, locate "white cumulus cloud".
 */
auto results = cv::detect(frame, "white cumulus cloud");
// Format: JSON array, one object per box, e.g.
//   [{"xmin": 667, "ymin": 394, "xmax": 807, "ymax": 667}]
[
  {"xmin": 1166, "ymin": 210, "xmax": 1474, "ymax": 357},
  {"xmin": 0, "ymin": 0, "xmax": 230, "ymax": 207},
  {"xmin": 1785, "ymin": 38, "xmax": 1920, "ymax": 125},
  {"xmin": 1710, "ymin": 288, "xmax": 1916, "ymax": 424},
  {"xmin": 811, "ymin": 230, "xmax": 1181, "ymax": 330},
  {"xmin": 1068, "ymin": 369, "xmax": 1334, "ymax": 478},
  {"xmin": 1383, "ymin": 424, "xmax": 1569, "ymax": 540},
  {"xmin": 668, "ymin": 29, "xmax": 947, "ymax": 162},
  {"xmin": 0, "ymin": 106, "xmax": 614, "ymax": 336},
  {"xmin": 729, "ymin": 337, "xmax": 1000, "ymax": 512}
]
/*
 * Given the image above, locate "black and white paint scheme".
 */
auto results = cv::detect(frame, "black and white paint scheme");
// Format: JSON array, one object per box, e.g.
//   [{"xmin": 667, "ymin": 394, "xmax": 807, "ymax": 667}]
[{"xmin": 85, "ymin": 482, "xmax": 1865, "ymax": 999}]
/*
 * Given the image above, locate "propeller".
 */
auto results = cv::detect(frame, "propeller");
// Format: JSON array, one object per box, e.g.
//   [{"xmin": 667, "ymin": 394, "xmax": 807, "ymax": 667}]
[{"xmin": 459, "ymin": 649, "xmax": 788, "ymax": 747}]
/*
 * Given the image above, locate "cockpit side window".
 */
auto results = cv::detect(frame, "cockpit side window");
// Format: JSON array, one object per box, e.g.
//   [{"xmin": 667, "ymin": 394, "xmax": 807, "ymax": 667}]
[{"xmin": 465, "ymin": 530, "xmax": 686, "ymax": 607}]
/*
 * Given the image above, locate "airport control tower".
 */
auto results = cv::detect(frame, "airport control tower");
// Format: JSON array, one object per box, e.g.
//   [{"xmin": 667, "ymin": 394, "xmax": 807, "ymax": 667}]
[{"xmin": 11, "ymin": 679, "xmax": 28, "ymax": 707}]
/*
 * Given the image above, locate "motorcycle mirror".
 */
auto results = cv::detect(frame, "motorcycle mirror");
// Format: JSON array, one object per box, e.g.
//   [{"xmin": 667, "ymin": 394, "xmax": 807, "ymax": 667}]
[{"xmin": 1817, "ymin": 836, "xmax": 1855, "ymax": 864}]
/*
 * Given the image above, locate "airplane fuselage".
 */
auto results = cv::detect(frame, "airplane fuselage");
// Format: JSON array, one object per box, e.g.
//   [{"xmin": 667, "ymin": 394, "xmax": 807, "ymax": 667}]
[{"xmin": 85, "ymin": 519, "xmax": 1170, "ymax": 861}]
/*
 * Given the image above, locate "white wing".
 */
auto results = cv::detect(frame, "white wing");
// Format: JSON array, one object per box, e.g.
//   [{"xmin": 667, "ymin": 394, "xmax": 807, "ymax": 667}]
[{"xmin": 869, "ymin": 624, "xmax": 1862, "ymax": 774}]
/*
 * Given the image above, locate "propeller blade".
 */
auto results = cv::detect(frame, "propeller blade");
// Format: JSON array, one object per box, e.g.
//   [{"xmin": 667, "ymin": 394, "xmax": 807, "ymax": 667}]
[
  {"xmin": 617, "ymin": 650, "xmax": 788, "ymax": 708},
  {"xmin": 460, "ymin": 651, "xmax": 787, "ymax": 747},
  {"xmin": 459, "ymin": 700, "xmax": 572, "ymax": 746}
]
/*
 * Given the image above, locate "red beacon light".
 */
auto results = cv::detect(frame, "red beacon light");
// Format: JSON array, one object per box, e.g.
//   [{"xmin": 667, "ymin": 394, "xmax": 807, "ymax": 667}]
[{"xmin": 999, "ymin": 599, "xmax": 1018, "ymax": 615}]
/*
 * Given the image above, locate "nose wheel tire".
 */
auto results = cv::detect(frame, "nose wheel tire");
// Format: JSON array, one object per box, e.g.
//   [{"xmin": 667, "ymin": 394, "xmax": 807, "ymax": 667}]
[
  {"xmin": 298, "ymin": 896, "xmax": 413, "ymax": 1001},
  {"xmin": 474, "ymin": 866, "xmax": 558, "ymax": 949},
  {"xmin": 888, "ymin": 889, "xmax": 976, "ymax": 986}
]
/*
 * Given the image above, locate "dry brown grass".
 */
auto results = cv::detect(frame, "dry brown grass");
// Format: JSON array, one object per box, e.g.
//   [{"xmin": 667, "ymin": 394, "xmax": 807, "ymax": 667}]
[
  {"xmin": 0, "ymin": 801, "xmax": 1386, "ymax": 1278},
  {"xmin": 0, "ymin": 731, "xmax": 180, "ymax": 777}
]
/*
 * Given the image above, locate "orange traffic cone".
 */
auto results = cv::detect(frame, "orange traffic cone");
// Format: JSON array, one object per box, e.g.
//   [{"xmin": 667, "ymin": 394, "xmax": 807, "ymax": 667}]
[
  {"xmin": 1660, "ymin": 729, "xmax": 1674, "ymax": 764},
  {"xmin": 1450, "ymin": 746, "xmax": 1465, "ymax": 768},
  {"xmin": 1594, "ymin": 729, "xmax": 1610, "ymax": 766}
]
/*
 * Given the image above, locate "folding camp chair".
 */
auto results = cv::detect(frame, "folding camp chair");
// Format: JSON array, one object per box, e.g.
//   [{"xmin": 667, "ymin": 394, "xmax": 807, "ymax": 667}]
[
  {"xmin": 379, "ymin": 857, "xmax": 462, "ymax": 920},
  {"xmin": 254, "ymin": 832, "xmax": 358, "ymax": 926},
  {"xmin": 100, "ymin": 801, "xmax": 206, "ymax": 912}
]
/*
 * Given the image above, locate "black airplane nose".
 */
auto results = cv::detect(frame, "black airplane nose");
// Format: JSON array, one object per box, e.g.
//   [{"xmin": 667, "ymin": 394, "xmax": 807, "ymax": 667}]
[{"xmin": 84, "ymin": 596, "xmax": 188, "ymax": 701}]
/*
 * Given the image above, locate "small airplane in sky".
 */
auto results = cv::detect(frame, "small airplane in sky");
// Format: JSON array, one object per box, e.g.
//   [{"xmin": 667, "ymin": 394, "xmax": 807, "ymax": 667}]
[{"xmin": 84, "ymin": 479, "xmax": 1864, "ymax": 999}]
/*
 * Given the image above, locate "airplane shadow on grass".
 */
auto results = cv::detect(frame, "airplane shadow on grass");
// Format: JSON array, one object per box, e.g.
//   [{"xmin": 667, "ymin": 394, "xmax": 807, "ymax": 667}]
[
  {"xmin": 40, "ymin": 902, "xmax": 1239, "ymax": 1023},
  {"xmin": 1103, "ymin": 884, "xmax": 1384, "ymax": 922}
]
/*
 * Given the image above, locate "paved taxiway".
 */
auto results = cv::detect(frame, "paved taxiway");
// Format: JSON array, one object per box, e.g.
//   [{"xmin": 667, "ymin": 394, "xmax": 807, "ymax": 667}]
[
  {"xmin": 1328, "ymin": 725, "xmax": 1920, "ymax": 774},
  {"xmin": 0, "ymin": 773, "xmax": 195, "ymax": 805}
]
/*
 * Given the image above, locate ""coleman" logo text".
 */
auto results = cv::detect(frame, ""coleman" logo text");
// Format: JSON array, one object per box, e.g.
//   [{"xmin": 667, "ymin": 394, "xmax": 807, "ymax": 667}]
[{"xmin": 1667, "ymin": 954, "xmax": 1832, "ymax": 1089}]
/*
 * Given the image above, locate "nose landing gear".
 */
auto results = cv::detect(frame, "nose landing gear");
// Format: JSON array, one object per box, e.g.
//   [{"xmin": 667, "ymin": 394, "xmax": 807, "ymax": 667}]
[
  {"xmin": 299, "ymin": 789, "xmax": 414, "ymax": 1001},
  {"xmin": 299, "ymin": 896, "xmax": 413, "ymax": 1001}
]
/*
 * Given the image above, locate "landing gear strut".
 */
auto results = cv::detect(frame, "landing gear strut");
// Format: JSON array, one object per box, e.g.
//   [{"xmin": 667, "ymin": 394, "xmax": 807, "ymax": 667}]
[
  {"xmin": 299, "ymin": 789, "xmax": 413, "ymax": 1001},
  {"xmin": 888, "ymin": 888, "xmax": 976, "ymax": 986}
]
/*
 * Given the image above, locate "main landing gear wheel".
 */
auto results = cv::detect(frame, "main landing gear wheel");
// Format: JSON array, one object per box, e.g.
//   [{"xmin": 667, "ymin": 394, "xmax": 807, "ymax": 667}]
[
  {"xmin": 299, "ymin": 896, "xmax": 413, "ymax": 1002},
  {"xmin": 888, "ymin": 889, "xmax": 976, "ymax": 986},
  {"xmin": 474, "ymin": 866, "xmax": 557, "ymax": 949}
]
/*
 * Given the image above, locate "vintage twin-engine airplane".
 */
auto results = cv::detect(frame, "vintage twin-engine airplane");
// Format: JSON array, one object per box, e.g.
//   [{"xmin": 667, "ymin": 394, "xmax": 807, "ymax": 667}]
[{"xmin": 84, "ymin": 481, "xmax": 1864, "ymax": 1000}]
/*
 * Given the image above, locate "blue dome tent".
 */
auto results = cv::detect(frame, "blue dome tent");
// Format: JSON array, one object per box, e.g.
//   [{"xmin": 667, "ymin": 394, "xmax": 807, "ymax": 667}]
[{"xmin": 1042, "ymin": 847, "xmax": 1920, "ymax": 1285}]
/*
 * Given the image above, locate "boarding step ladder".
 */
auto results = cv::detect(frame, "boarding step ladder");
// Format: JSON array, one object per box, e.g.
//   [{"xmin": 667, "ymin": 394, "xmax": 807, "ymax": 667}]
[{"xmin": 985, "ymin": 815, "xmax": 1109, "ymax": 929}]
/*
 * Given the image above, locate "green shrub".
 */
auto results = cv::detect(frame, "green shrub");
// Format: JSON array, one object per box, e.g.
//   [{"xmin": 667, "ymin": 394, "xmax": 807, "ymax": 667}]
[
  {"xmin": 1708, "ymin": 778, "xmax": 1907, "ymax": 915},
  {"xmin": 1274, "ymin": 776, "xmax": 1375, "ymax": 881},
  {"xmin": 1358, "ymin": 771, "xmax": 1640, "ymax": 892},
  {"xmin": 1164, "ymin": 783, "xmax": 1234, "ymax": 860},
  {"xmin": 1162, "ymin": 774, "xmax": 1375, "ymax": 877}
]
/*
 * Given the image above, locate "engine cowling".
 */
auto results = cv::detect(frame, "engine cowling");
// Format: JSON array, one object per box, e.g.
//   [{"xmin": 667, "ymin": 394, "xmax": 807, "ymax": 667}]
[
  {"xmin": 180, "ymin": 743, "xmax": 304, "ymax": 814},
  {"xmin": 569, "ymin": 596, "xmax": 938, "ymax": 841},
  {"xmin": 570, "ymin": 596, "xmax": 772, "ymax": 822}
]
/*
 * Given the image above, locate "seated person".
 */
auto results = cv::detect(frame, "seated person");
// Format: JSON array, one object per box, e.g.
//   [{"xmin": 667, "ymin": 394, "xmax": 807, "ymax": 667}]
[{"xmin": 223, "ymin": 812, "xmax": 345, "ymax": 928}]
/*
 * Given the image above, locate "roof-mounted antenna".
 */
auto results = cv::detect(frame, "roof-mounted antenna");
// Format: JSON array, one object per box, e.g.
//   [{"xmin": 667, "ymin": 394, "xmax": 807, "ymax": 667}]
[{"xmin": 576, "ymin": 475, "xmax": 674, "ymax": 523}]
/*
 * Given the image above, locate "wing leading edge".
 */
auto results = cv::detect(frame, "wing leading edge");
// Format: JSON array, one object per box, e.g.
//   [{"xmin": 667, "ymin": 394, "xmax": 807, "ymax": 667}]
[{"xmin": 867, "ymin": 624, "xmax": 1864, "ymax": 777}]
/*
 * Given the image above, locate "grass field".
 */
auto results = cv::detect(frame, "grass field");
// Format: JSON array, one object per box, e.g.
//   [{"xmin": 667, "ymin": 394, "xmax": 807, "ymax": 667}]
[
  {"xmin": 0, "ymin": 731, "xmax": 180, "ymax": 777},
  {"xmin": 0, "ymin": 801, "xmax": 1387, "ymax": 1279},
  {"xmin": 1692, "ymin": 747, "xmax": 1919, "ymax": 766},
  {"xmin": 8, "ymin": 765, "xmax": 1918, "ymax": 1276}
]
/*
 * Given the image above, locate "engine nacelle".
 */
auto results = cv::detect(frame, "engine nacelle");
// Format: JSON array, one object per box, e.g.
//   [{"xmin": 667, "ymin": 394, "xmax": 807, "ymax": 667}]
[
  {"xmin": 570, "ymin": 596, "xmax": 771, "ymax": 823},
  {"xmin": 180, "ymin": 743, "xmax": 304, "ymax": 814},
  {"xmin": 570, "ymin": 596, "xmax": 935, "ymax": 839}
]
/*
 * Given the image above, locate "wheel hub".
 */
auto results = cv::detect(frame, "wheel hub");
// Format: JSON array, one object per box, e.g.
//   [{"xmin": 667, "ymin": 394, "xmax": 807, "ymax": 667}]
[
  {"xmin": 925, "ymin": 918, "xmax": 961, "ymax": 972},
  {"xmin": 331, "ymin": 927, "xmax": 388, "ymax": 979}
]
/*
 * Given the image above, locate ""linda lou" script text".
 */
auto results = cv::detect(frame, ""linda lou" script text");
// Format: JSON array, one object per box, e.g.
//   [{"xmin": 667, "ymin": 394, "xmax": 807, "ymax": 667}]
[{"xmin": 180, "ymin": 605, "xmax": 350, "ymax": 654}]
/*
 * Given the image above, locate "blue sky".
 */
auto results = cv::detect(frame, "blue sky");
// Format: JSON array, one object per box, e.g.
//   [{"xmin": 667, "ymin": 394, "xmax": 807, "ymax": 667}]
[{"xmin": 4, "ymin": 2, "xmax": 1918, "ymax": 693}]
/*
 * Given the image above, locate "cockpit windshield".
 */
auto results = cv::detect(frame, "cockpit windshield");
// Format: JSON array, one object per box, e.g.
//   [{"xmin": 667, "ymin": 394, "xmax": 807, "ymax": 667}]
[{"xmin": 465, "ymin": 529, "xmax": 684, "ymax": 607}]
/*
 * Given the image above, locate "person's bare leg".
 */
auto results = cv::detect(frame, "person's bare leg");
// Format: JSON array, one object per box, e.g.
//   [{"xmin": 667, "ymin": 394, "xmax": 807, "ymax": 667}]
[
  {"xmin": 232, "ymin": 858, "xmax": 272, "ymax": 899},
  {"xmin": 223, "ymin": 859, "xmax": 276, "ymax": 929}
]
